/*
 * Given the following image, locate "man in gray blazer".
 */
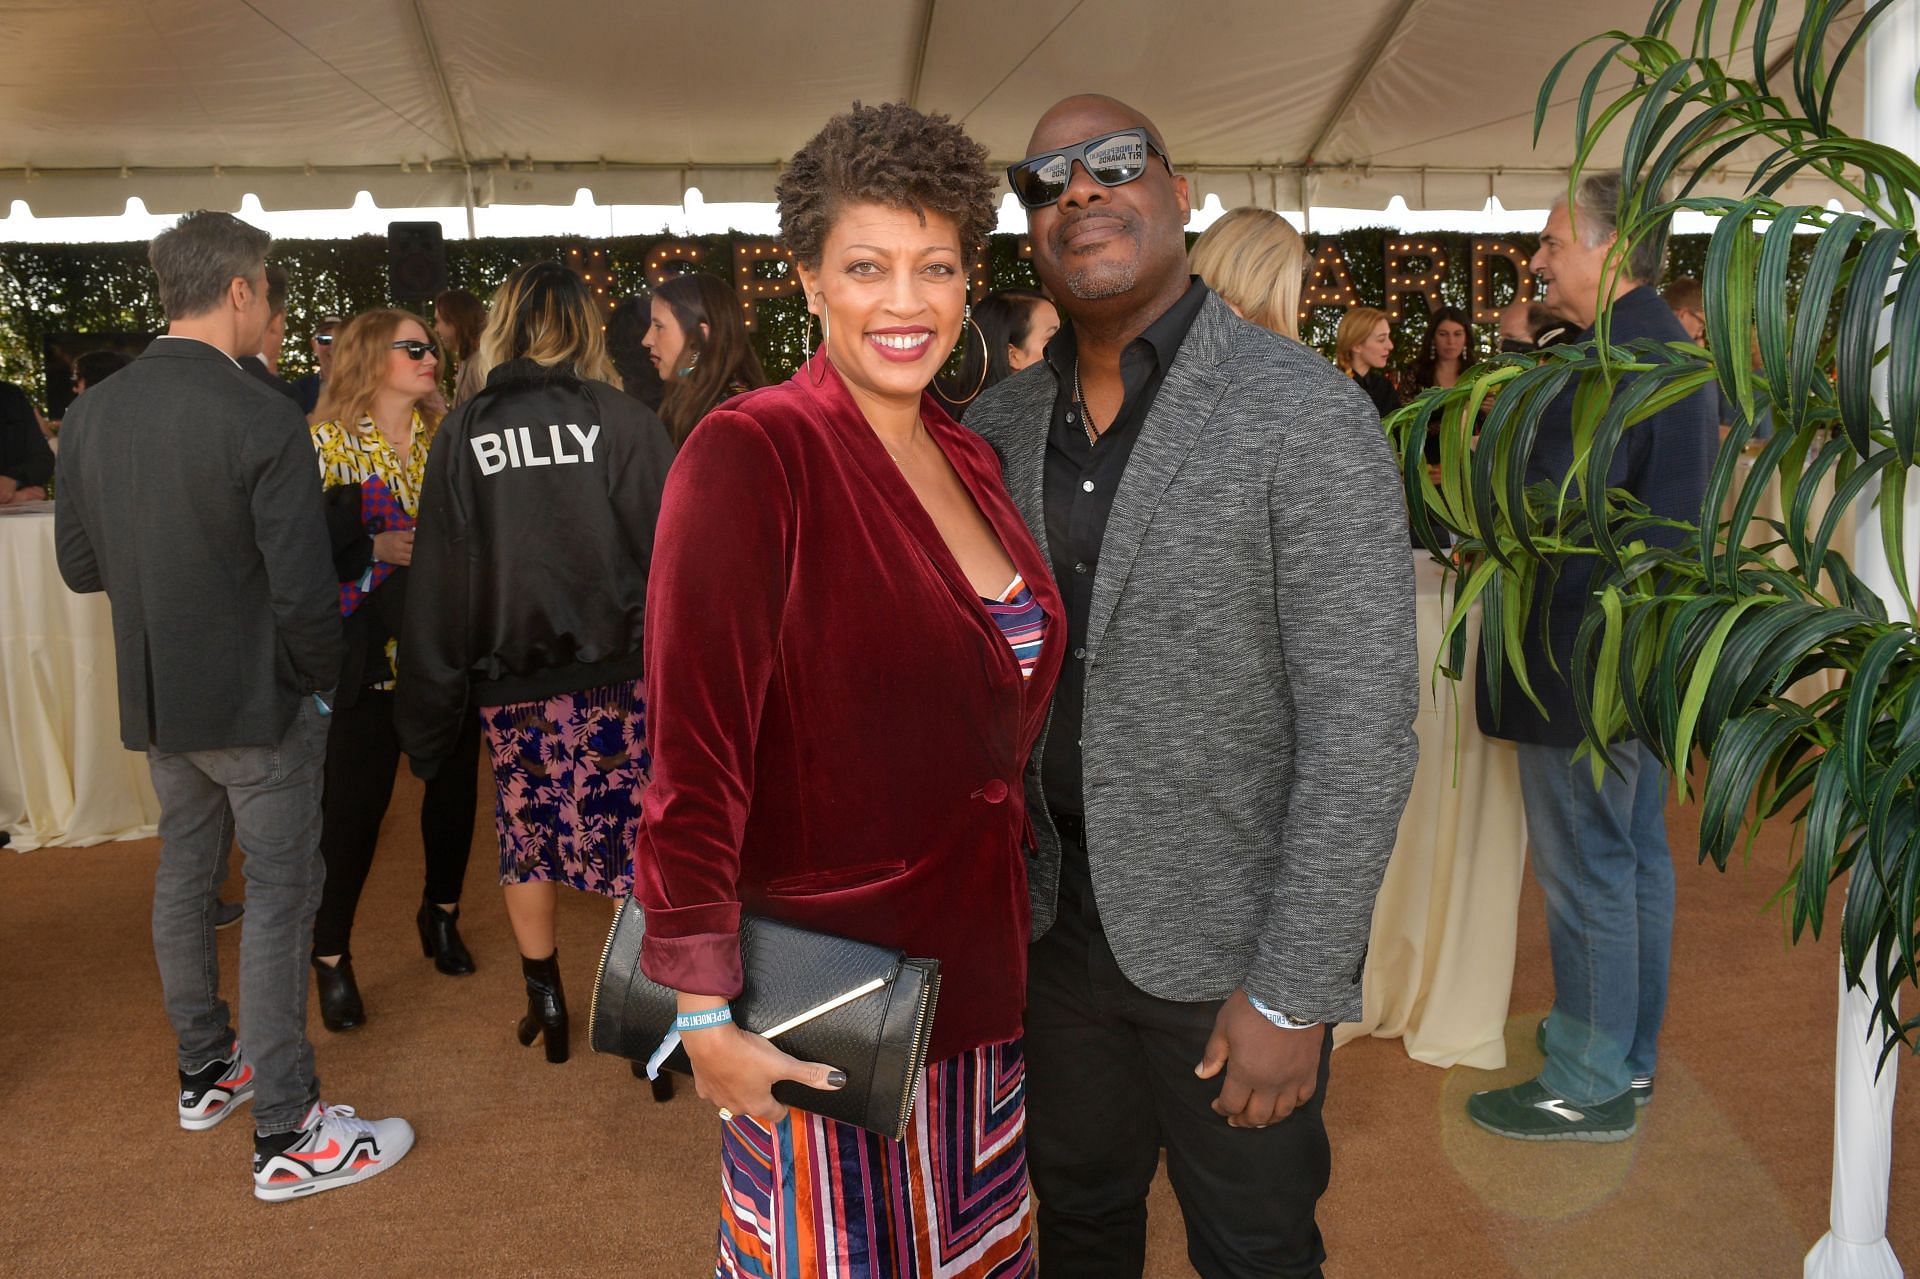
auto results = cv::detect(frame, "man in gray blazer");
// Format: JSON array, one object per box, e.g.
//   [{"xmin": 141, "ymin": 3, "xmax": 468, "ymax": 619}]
[
  {"xmin": 56, "ymin": 212, "xmax": 413, "ymax": 1201},
  {"xmin": 971, "ymin": 96, "xmax": 1419, "ymax": 1276}
]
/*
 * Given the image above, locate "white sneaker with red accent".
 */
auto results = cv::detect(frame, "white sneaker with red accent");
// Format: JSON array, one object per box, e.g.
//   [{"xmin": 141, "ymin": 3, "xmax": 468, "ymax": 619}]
[
  {"xmin": 252, "ymin": 1101, "xmax": 415, "ymax": 1201},
  {"xmin": 178, "ymin": 1042, "xmax": 254, "ymax": 1131}
]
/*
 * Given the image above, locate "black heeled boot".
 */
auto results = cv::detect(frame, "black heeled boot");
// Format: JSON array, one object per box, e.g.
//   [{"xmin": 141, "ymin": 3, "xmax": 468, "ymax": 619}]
[
  {"xmin": 312, "ymin": 955, "xmax": 365, "ymax": 1032},
  {"xmin": 516, "ymin": 951, "xmax": 569, "ymax": 1063},
  {"xmin": 631, "ymin": 1061, "xmax": 676, "ymax": 1102},
  {"xmin": 416, "ymin": 897, "xmax": 476, "ymax": 976}
]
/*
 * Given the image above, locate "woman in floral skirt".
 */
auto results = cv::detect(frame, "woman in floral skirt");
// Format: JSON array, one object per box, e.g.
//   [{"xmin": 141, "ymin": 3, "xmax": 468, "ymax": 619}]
[{"xmin": 395, "ymin": 261, "xmax": 676, "ymax": 1066}]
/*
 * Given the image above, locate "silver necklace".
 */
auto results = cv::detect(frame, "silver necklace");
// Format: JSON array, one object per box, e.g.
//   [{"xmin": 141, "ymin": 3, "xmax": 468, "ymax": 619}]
[
  {"xmin": 884, "ymin": 419, "xmax": 925, "ymax": 465},
  {"xmin": 1072, "ymin": 363, "xmax": 1103, "ymax": 445}
]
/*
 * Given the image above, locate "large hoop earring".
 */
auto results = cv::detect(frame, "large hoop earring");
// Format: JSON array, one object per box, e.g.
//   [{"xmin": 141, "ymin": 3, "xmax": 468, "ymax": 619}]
[
  {"xmin": 946, "ymin": 304, "xmax": 990, "ymax": 407},
  {"xmin": 806, "ymin": 299, "xmax": 831, "ymax": 387}
]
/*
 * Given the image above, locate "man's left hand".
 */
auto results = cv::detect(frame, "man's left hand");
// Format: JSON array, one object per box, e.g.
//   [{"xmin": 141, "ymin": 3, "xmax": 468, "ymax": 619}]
[{"xmin": 1195, "ymin": 990, "xmax": 1324, "ymax": 1129}]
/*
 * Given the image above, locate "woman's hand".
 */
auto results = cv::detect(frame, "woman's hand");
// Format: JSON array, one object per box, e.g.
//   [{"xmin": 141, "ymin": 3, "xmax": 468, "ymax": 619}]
[
  {"xmin": 679, "ymin": 1018, "xmax": 845, "ymax": 1124},
  {"xmin": 372, "ymin": 529, "xmax": 415, "ymax": 566}
]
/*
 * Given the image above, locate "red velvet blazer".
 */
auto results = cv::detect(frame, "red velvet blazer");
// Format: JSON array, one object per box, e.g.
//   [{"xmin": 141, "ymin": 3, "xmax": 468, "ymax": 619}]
[{"xmin": 635, "ymin": 363, "xmax": 1064, "ymax": 1061}]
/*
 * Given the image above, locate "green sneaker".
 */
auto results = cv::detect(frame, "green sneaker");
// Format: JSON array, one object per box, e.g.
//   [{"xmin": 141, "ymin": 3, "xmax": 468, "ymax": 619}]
[
  {"xmin": 1534, "ymin": 1018, "xmax": 1655, "ymax": 1107},
  {"xmin": 1467, "ymin": 1077, "xmax": 1638, "ymax": 1143}
]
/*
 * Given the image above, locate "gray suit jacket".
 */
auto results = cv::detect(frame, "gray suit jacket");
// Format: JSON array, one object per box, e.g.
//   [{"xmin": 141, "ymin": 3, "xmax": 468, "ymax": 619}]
[
  {"xmin": 967, "ymin": 292, "xmax": 1420, "ymax": 1024},
  {"xmin": 55, "ymin": 337, "xmax": 341, "ymax": 753}
]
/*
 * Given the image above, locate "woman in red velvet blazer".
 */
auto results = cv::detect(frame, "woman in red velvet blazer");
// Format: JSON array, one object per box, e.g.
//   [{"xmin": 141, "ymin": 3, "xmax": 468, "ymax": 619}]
[{"xmin": 634, "ymin": 103, "xmax": 1063, "ymax": 1275}]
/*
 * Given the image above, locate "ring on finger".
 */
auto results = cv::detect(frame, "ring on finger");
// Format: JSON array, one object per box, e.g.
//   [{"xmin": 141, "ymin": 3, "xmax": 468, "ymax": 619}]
[{"xmin": 718, "ymin": 1108, "xmax": 734, "ymax": 1121}]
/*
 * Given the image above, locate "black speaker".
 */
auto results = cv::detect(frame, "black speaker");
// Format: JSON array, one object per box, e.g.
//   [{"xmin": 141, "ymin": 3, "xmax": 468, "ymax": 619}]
[{"xmin": 387, "ymin": 221, "xmax": 447, "ymax": 302}]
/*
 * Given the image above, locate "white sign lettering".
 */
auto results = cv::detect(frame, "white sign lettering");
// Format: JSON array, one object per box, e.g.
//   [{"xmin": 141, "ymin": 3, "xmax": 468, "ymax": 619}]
[{"xmin": 469, "ymin": 422, "xmax": 603, "ymax": 476}]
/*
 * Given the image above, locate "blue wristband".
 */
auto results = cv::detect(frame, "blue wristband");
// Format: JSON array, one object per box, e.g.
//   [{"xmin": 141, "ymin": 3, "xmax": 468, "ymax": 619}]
[{"xmin": 673, "ymin": 1005, "xmax": 733, "ymax": 1032}]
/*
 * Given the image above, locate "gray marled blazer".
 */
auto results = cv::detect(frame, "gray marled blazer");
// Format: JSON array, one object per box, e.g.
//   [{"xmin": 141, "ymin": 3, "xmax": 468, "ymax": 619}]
[{"xmin": 967, "ymin": 292, "xmax": 1420, "ymax": 1025}]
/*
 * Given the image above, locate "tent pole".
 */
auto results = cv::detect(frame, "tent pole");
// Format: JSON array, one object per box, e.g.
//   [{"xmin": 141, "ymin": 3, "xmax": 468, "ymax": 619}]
[
  {"xmin": 1807, "ymin": 3, "xmax": 1916, "ymax": 1275},
  {"xmin": 409, "ymin": 0, "xmax": 475, "ymax": 239},
  {"xmin": 1301, "ymin": 0, "xmax": 1422, "ymax": 166},
  {"xmin": 907, "ymin": 0, "xmax": 938, "ymax": 108}
]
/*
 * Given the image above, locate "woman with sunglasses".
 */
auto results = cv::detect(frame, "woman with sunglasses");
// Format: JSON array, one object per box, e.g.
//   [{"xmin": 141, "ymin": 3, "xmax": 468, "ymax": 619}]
[
  {"xmin": 396, "ymin": 262, "xmax": 676, "ymax": 1072},
  {"xmin": 306, "ymin": 310, "xmax": 483, "ymax": 1031},
  {"xmin": 635, "ymin": 102, "xmax": 1062, "ymax": 1277}
]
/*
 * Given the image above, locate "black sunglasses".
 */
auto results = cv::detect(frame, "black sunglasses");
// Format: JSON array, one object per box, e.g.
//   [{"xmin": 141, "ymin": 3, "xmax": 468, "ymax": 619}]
[
  {"xmin": 1007, "ymin": 129, "xmax": 1172, "ymax": 210},
  {"xmin": 391, "ymin": 339, "xmax": 437, "ymax": 361}
]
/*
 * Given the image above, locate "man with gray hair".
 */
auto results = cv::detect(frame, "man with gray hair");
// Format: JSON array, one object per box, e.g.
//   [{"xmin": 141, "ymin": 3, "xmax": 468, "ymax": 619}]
[
  {"xmin": 1467, "ymin": 173, "xmax": 1718, "ymax": 1142},
  {"xmin": 55, "ymin": 210, "xmax": 414, "ymax": 1199}
]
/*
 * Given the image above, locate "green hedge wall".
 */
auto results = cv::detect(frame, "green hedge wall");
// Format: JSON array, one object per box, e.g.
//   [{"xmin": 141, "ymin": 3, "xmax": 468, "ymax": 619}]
[{"xmin": 0, "ymin": 230, "xmax": 1767, "ymax": 405}]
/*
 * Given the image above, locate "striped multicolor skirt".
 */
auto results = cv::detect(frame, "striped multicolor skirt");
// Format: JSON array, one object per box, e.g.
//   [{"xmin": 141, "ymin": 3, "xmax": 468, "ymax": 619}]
[{"xmin": 716, "ymin": 1039, "xmax": 1033, "ymax": 1278}]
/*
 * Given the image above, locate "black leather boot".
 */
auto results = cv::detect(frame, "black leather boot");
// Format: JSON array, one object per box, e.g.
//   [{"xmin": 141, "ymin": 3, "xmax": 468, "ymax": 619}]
[
  {"xmin": 416, "ymin": 897, "xmax": 476, "ymax": 976},
  {"xmin": 516, "ymin": 951, "xmax": 569, "ymax": 1063},
  {"xmin": 631, "ymin": 1061, "xmax": 676, "ymax": 1102},
  {"xmin": 312, "ymin": 955, "xmax": 365, "ymax": 1032}
]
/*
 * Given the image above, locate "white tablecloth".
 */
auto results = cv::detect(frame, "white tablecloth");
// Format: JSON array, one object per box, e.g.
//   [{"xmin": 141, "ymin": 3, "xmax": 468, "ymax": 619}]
[
  {"xmin": 0, "ymin": 506, "xmax": 159, "ymax": 851},
  {"xmin": 1334, "ymin": 554, "xmax": 1528, "ymax": 1069}
]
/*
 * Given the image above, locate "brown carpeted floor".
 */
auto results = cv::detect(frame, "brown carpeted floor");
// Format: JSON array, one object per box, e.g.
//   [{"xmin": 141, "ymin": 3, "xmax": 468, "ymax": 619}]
[{"xmin": 3, "ymin": 766, "xmax": 1914, "ymax": 1278}]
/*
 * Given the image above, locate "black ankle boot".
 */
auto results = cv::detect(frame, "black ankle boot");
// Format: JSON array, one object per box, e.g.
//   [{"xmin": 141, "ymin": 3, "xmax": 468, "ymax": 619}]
[
  {"xmin": 416, "ymin": 897, "xmax": 476, "ymax": 976},
  {"xmin": 631, "ymin": 1061, "xmax": 676, "ymax": 1102},
  {"xmin": 312, "ymin": 955, "xmax": 365, "ymax": 1032},
  {"xmin": 515, "ymin": 951, "xmax": 569, "ymax": 1063}
]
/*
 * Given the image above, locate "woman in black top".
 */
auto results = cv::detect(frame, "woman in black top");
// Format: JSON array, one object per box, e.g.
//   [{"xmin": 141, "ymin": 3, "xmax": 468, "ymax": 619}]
[
  {"xmin": 1408, "ymin": 305, "xmax": 1478, "ymax": 394},
  {"xmin": 1334, "ymin": 306, "xmax": 1401, "ymax": 417},
  {"xmin": 644, "ymin": 273, "xmax": 767, "ymax": 446}
]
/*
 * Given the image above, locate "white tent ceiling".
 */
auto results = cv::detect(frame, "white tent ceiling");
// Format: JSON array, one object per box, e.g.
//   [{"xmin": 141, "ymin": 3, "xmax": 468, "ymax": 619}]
[{"xmin": 0, "ymin": 0, "xmax": 1865, "ymax": 218}]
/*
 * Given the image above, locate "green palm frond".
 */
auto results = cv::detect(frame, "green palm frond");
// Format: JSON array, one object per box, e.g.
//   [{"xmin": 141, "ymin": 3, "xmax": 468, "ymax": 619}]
[{"xmin": 1390, "ymin": 0, "xmax": 1920, "ymax": 1057}]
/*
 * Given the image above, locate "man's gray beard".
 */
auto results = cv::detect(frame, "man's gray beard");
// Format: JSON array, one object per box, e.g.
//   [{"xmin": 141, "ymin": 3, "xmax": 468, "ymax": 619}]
[{"xmin": 1062, "ymin": 260, "xmax": 1138, "ymax": 300}]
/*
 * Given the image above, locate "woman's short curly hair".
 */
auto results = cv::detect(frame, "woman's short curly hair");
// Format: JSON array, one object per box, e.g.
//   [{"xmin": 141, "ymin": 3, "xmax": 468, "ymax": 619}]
[{"xmin": 777, "ymin": 101, "xmax": 998, "ymax": 269}]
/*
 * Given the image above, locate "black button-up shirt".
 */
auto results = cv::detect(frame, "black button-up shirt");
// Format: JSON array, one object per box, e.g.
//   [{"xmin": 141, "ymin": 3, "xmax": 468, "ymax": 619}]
[{"xmin": 1041, "ymin": 277, "xmax": 1209, "ymax": 819}]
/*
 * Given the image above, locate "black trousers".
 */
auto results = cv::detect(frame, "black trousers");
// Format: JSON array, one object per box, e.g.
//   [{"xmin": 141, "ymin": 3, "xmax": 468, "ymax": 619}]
[
  {"xmin": 311, "ymin": 689, "xmax": 480, "ymax": 958},
  {"xmin": 1025, "ymin": 837, "xmax": 1333, "ymax": 1279}
]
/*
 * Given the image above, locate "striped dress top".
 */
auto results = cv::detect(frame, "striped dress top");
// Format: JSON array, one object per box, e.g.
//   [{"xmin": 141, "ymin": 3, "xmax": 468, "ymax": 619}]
[{"xmin": 980, "ymin": 575, "xmax": 1045, "ymax": 679}]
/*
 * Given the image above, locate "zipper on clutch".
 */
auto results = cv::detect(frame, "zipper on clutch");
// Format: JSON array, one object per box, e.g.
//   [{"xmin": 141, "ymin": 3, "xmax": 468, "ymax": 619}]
[
  {"xmin": 587, "ymin": 902, "xmax": 626, "ymax": 1038},
  {"xmin": 894, "ymin": 973, "xmax": 941, "ymax": 1138}
]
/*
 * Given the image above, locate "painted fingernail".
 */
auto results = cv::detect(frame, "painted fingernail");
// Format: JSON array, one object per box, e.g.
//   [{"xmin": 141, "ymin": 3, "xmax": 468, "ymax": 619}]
[{"xmin": 826, "ymin": 1070, "xmax": 847, "ymax": 1089}]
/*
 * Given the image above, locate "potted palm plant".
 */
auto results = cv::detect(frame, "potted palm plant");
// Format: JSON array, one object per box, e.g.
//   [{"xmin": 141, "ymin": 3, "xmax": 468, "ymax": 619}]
[{"xmin": 1388, "ymin": 1, "xmax": 1915, "ymax": 1271}]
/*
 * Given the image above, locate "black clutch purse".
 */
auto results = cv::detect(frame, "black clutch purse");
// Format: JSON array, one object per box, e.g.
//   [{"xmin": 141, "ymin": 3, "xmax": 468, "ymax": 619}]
[{"xmin": 588, "ymin": 897, "xmax": 941, "ymax": 1141}]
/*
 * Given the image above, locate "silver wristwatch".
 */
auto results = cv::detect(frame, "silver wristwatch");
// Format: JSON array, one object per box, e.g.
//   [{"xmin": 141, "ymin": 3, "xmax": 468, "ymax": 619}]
[{"xmin": 1246, "ymin": 993, "xmax": 1318, "ymax": 1031}]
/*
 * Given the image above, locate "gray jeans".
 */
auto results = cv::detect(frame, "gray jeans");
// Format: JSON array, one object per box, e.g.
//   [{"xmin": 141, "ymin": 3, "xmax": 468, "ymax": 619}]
[{"xmin": 147, "ymin": 695, "xmax": 330, "ymax": 1134}]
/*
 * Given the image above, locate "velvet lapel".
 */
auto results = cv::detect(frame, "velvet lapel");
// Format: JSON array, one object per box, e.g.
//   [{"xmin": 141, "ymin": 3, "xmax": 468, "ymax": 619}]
[
  {"xmin": 794, "ymin": 362, "xmax": 1064, "ymax": 713},
  {"xmin": 1082, "ymin": 293, "xmax": 1235, "ymax": 659}
]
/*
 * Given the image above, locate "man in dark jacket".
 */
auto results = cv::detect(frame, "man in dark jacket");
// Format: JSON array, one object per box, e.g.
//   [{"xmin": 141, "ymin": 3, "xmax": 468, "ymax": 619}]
[
  {"xmin": 0, "ymin": 379, "xmax": 54, "ymax": 503},
  {"xmin": 1468, "ymin": 173, "xmax": 1719, "ymax": 1143},
  {"xmin": 55, "ymin": 211, "xmax": 414, "ymax": 1201},
  {"xmin": 240, "ymin": 263, "xmax": 303, "ymax": 407}
]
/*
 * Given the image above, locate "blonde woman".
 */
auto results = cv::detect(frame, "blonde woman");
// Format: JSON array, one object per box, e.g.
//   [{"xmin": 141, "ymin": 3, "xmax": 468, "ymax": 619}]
[
  {"xmin": 1334, "ymin": 306, "xmax": 1401, "ymax": 418},
  {"xmin": 307, "ymin": 309, "xmax": 482, "ymax": 1033},
  {"xmin": 395, "ymin": 261, "xmax": 676, "ymax": 1069},
  {"xmin": 1187, "ymin": 207, "xmax": 1307, "ymax": 340}
]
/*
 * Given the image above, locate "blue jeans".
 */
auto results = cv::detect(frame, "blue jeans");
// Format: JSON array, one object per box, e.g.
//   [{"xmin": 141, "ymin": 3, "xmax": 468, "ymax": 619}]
[
  {"xmin": 1515, "ymin": 738, "xmax": 1674, "ymax": 1105},
  {"xmin": 146, "ymin": 696, "xmax": 330, "ymax": 1133}
]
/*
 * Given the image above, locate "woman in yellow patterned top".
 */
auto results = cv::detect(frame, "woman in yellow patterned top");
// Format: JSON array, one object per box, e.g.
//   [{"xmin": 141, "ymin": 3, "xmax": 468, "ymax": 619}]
[{"xmin": 307, "ymin": 308, "xmax": 483, "ymax": 1034}]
